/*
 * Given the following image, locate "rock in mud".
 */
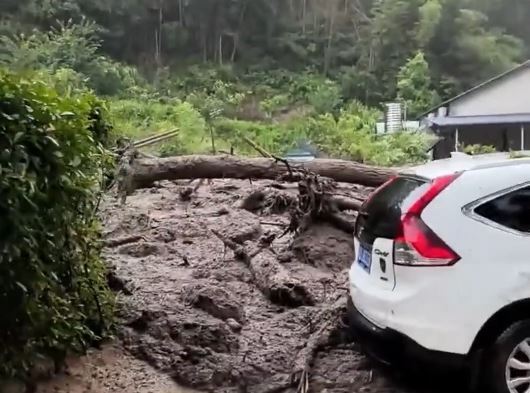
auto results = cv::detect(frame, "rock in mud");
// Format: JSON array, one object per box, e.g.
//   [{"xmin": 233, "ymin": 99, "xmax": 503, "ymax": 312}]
[{"xmin": 225, "ymin": 318, "xmax": 242, "ymax": 332}]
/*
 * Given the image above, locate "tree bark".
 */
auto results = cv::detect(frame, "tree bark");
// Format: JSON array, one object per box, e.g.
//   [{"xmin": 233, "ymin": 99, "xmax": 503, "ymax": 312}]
[
  {"xmin": 132, "ymin": 155, "xmax": 395, "ymax": 189},
  {"xmin": 324, "ymin": 0, "xmax": 337, "ymax": 75},
  {"xmin": 211, "ymin": 230, "xmax": 315, "ymax": 307},
  {"xmin": 302, "ymin": 0, "xmax": 307, "ymax": 34}
]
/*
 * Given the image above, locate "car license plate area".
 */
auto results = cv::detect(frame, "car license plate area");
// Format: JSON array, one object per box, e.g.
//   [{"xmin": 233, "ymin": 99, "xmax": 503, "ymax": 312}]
[{"xmin": 357, "ymin": 244, "xmax": 372, "ymax": 273}]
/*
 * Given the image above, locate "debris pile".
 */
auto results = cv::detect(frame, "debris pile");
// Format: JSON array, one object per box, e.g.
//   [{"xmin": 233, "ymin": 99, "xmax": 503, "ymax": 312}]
[{"xmin": 101, "ymin": 150, "xmax": 464, "ymax": 393}]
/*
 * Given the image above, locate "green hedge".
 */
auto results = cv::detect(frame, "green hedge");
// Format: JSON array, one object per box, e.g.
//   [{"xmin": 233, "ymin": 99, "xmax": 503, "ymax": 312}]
[{"xmin": 0, "ymin": 70, "xmax": 114, "ymax": 378}]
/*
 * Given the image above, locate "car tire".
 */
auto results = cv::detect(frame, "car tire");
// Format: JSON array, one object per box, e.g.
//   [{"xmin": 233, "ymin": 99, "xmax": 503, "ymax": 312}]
[{"xmin": 484, "ymin": 320, "xmax": 530, "ymax": 393}]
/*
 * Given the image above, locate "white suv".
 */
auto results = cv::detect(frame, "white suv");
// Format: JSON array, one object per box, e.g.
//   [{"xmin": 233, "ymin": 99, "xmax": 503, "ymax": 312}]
[{"xmin": 348, "ymin": 153, "xmax": 530, "ymax": 393}]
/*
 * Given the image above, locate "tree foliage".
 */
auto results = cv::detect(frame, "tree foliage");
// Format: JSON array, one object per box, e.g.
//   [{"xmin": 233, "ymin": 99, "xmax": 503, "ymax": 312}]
[
  {"xmin": 0, "ymin": 20, "xmax": 141, "ymax": 95},
  {"xmin": 397, "ymin": 51, "xmax": 438, "ymax": 118},
  {"xmin": 0, "ymin": 70, "xmax": 114, "ymax": 378},
  {"xmin": 0, "ymin": 0, "xmax": 528, "ymax": 103}
]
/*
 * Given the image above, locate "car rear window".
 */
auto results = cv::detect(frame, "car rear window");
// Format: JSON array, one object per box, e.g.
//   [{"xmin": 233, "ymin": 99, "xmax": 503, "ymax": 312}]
[
  {"xmin": 356, "ymin": 176, "xmax": 429, "ymax": 244},
  {"xmin": 474, "ymin": 185, "xmax": 530, "ymax": 233}
]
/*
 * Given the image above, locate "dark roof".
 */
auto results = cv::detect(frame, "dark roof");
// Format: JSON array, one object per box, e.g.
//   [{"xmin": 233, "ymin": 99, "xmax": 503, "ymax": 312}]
[
  {"xmin": 420, "ymin": 60, "xmax": 530, "ymax": 118},
  {"xmin": 426, "ymin": 113, "xmax": 530, "ymax": 132}
]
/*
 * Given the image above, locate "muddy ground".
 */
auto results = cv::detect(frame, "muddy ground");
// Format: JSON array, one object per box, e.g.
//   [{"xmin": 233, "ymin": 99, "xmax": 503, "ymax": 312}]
[
  {"xmin": 35, "ymin": 344, "xmax": 201, "ymax": 393},
  {"xmin": 96, "ymin": 178, "xmax": 467, "ymax": 393}
]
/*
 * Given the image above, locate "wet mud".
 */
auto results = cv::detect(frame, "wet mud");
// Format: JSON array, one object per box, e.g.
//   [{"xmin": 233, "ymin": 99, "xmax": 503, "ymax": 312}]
[{"xmin": 98, "ymin": 179, "xmax": 467, "ymax": 393}]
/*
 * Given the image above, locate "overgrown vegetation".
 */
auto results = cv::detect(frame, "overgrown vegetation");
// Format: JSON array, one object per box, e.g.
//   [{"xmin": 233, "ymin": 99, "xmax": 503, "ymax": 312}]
[
  {"xmin": 0, "ymin": 70, "xmax": 114, "ymax": 378},
  {"xmin": 2, "ymin": 0, "xmax": 528, "ymax": 103},
  {"xmin": 1, "ymin": 0, "xmax": 526, "ymax": 165}
]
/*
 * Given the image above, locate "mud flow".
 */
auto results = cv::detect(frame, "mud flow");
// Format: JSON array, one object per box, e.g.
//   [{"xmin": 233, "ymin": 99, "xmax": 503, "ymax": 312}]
[{"xmin": 93, "ymin": 179, "xmax": 467, "ymax": 393}]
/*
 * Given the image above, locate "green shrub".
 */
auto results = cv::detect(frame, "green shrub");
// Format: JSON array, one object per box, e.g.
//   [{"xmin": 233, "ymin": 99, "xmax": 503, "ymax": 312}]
[
  {"xmin": 40, "ymin": 67, "xmax": 89, "ymax": 95},
  {"xmin": 463, "ymin": 144, "xmax": 496, "ymax": 155},
  {"xmin": 109, "ymin": 98, "xmax": 208, "ymax": 155},
  {"xmin": 285, "ymin": 103, "xmax": 430, "ymax": 166},
  {"xmin": 171, "ymin": 64, "xmax": 239, "ymax": 95},
  {"xmin": 0, "ymin": 20, "xmax": 142, "ymax": 96},
  {"xmin": 260, "ymin": 94, "xmax": 291, "ymax": 118},
  {"xmin": 306, "ymin": 80, "xmax": 343, "ymax": 114},
  {"xmin": 0, "ymin": 70, "xmax": 114, "ymax": 378},
  {"xmin": 215, "ymin": 118, "xmax": 299, "ymax": 155}
]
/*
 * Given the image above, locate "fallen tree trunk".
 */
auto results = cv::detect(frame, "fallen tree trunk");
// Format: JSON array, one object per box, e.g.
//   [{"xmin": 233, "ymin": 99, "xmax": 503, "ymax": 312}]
[
  {"xmin": 132, "ymin": 155, "xmax": 395, "ymax": 188},
  {"xmin": 211, "ymin": 229, "xmax": 315, "ymax": 307}
]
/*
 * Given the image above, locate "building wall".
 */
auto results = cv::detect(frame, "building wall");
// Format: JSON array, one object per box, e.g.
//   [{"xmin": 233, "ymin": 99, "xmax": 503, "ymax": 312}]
[
  {"xmin": 433, "ymin": 124, "xmax": 529, "ymax": 159},
  {"xmin": 450, "ymin": 67, "xmax": 530, "ymax": 116}
]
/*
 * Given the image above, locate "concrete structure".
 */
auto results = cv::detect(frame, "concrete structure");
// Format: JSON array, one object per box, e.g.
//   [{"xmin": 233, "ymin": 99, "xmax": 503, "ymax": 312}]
[{"xmin": 421, "ymin": 60, "xmax": 530, "ymax": 159}]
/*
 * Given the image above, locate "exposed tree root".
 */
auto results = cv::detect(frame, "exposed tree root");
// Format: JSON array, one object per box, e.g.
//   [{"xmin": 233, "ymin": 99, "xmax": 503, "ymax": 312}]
[
  {"xmin": 283, "ymin": 172, "xmax": 358, "ymax": 235},
  {"xmin": 240, "ymin": 187, "xmax": 361, "ymax": 219},
  {"xmin": 178, "ymin": 178, "xmax": 211, "ymax": 201},
  {"xmin": 239, "ymin": 188, "xmax": 298, "ymax": 214}
]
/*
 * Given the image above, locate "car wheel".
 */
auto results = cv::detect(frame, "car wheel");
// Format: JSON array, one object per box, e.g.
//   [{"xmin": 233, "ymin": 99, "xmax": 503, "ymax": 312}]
[{"xmin": 485, "ymin": 320, "xmax": 530, "ymax": 393}]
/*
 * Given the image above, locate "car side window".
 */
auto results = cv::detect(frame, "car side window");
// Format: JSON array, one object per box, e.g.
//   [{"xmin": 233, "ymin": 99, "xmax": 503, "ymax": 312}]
[{"xmin": 474, "ymin": 186, "xmax": 530, "ymax": 233}]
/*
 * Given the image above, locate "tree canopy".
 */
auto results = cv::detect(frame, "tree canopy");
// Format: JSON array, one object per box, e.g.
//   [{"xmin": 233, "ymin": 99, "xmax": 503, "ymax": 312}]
[{"xmin": 1, "ymin": 0, "xmax": 528, "ymax": 106}]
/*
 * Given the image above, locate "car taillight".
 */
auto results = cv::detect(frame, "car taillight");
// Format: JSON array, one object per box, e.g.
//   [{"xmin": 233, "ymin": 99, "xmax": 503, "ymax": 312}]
[{"xmin": 394, "ymin": 173, "xmax": 461, "ymax": 267}]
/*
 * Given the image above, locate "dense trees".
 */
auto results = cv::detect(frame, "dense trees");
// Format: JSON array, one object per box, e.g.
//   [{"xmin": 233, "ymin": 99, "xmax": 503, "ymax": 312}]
[{"xmin": 0, "ymin": 0, "xmax": 528, "ymax": 105}]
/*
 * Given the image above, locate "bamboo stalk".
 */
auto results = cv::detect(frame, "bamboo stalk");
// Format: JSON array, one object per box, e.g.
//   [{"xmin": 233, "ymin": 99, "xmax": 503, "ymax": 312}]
[
  {"xmin": 242, "ymin": 136, "xmax": 273, "ymax": 158},
  {"xmin": 133, "ymin": 128, "xmax": 179, "ymax": 146},
  {"xmin": 134, "ymin": 130, "xmax": 180, "ymax": 149}
]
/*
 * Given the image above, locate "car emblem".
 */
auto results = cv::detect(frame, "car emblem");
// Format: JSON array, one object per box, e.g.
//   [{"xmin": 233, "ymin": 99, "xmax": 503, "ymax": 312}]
[
  {"xmin": 375, "ymin": 249, "xmax": 389, "ymax": 257},
  {"xmin": 379, "ymin": 258, "xmax": 386, "ymax": 273}
]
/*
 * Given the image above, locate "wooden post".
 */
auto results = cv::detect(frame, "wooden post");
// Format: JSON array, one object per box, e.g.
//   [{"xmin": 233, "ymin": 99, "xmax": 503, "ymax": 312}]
[
  {"xmin": 521, "ymin": 124, "xmax": 525, "ymax": 151},
  {"xmin": 455, "ymin": 128, "xmax": 460, "ymax": 152}
]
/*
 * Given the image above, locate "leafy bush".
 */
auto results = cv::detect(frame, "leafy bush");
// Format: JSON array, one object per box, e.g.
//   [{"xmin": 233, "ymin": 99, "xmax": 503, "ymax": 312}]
[
  {"xmin": 463, "ymin": 144, "xmax": 497, "ymax": 155},
  {"xmin": 287, "ymin": 103, "xmax": 430, "ymax": 166},
  {"xmin": 368, "ymin": 131, "xmax": 432, "ymax": 166},
  {"xmin": 0, "ymin": 20, "xmax": 142, "ymax": 95},
  {"xmin": 306, "ymin": 80, "xmax": 343, "ymax": 114},
  {"xmin": 170, "ymin": 64, "xmax": 239, "ymax": 95},
  {"xmin": 42, "ymin": 67, "xmax": 88, "ymax": 95},
  {"xmin": 0, "ymin": 70, "xmax": 114, "ymax": 378},
  {"xmin": 259, "ymin": 94, "xmax": 290, "ymax": 118},
  {"xmin": 109, "ymin": 98, "xmax": 208, "ymax": 155},
  {"xmin": 215, "ymin": 118, "xmax": 300, "ymax": 155}
]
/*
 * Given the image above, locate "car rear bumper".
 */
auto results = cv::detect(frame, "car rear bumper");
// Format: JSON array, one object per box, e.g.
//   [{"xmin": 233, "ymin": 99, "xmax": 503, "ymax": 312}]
[{"xmin": 347, "ymin": 296, "xmax": 468, "ymax": 369}]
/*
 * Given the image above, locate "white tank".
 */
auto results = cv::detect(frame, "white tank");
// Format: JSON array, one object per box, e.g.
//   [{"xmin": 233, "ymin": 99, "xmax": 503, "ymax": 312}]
[{"xmin": 385, "ymin": 103, "xmax": 402, "ymax": 133}]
